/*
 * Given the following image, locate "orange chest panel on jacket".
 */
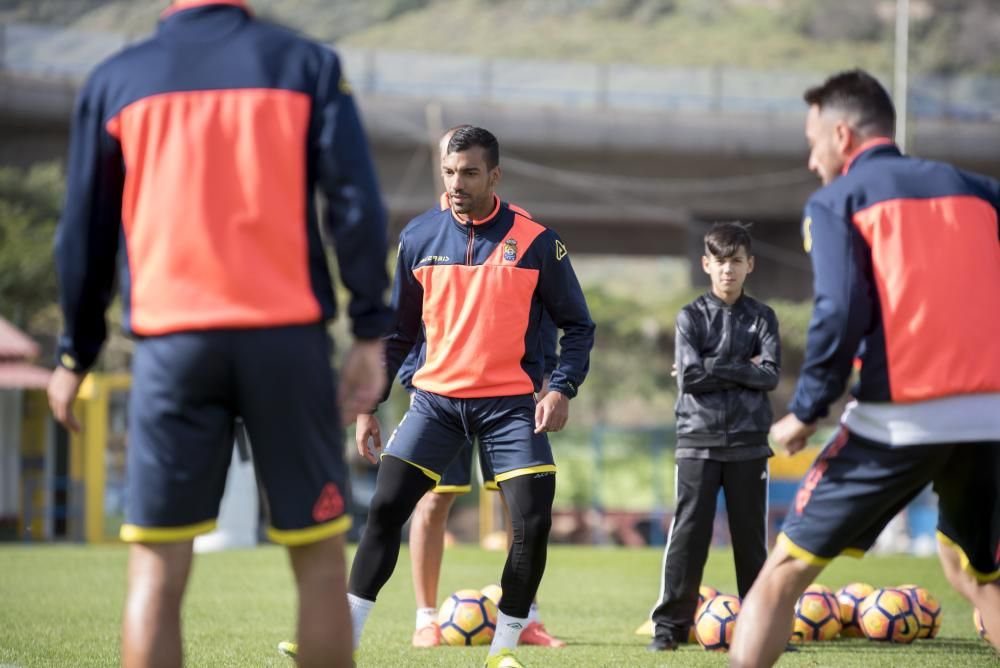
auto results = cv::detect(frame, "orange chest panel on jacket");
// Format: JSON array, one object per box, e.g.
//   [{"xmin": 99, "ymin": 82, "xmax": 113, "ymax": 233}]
[{"xmin": 409, "ymin": 213, "xmax": 546, "ymax": 398}]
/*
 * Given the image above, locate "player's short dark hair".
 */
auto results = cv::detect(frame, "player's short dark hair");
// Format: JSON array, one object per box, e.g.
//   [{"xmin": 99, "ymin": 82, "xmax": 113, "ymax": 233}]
[
  {"xmin": 803, "ymin": 69, "xmax": 895, "ymax": 138},
  {"xmin": 704, "ymin": 222, "xmax": 753, "ymax": 259},
  {"xmin": 447, "ymin": 126, "xmax": 500, "ymax": 170}
]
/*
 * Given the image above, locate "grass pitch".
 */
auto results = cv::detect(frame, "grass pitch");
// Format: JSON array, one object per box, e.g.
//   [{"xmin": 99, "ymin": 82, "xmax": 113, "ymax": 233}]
[{"xmin": 1, "ymin": 544, "xmax": 996, "ymax": 667}]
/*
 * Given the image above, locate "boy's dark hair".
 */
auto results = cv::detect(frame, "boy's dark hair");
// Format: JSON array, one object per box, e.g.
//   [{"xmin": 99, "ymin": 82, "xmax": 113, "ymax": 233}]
[
  {"xmin": 704, "ymin": 222, "xmax": 752, "ymax": 259},
  {"xmin": 447, "ymin": 126, "xmax": 500, "ymax": 170},
  {"xmin": 803, "ymin": 69, "xmax": 895, "ymax": 139}
]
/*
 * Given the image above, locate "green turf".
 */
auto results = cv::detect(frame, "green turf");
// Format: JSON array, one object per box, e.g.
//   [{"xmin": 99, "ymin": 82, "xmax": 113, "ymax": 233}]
[{"xmin": 0, "ymin": 545, "xmax": 995, "ymax": 667}]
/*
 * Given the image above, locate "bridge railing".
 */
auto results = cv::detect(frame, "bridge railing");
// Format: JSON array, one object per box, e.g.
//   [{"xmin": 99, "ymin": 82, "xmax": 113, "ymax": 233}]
[{"xmin": 2, "ymin": 21, "xmax": 998, "ymax": 121}]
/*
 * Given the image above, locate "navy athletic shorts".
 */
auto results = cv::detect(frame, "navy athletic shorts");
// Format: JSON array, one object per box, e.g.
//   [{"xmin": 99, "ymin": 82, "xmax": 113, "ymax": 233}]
[
  {"xmin": 383, "ymin": 389, "xmax": 555, "ymax": 487},
  {"xmin": 433, "ymin": 440, "xmax": 498, "ymax": 493},
  {"xmin": 405, "ymin": 391, "xmax": 497, "ymax": 493},
  {"xmin": 778, "ymin": 427, "xmax": 1000, "ymax": 582},
  {"xmin": 121, "ymin": 324, "xmax": 351, "ymax": 546}
]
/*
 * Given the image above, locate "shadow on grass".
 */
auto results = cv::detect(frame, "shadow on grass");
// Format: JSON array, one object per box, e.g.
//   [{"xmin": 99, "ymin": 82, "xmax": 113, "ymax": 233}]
[{"xmin": 790, "ymin": 638, "xmax": 989, "ymax": 654}]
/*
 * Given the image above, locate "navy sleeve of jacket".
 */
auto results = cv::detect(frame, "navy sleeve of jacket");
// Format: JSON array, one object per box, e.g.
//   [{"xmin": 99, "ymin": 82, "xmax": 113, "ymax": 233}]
[
  {"xmin": 534, "ymin": 232, "xmax": 594, "ymax": 398},
  {"xmin": 959, "ymin": 170, "xmax": 1000, "ymax": 241},
  {"xmin": 540, "ymin": 309, "xmax": 558, "ymax": 376},
  {"xmin": 788, "ymin": 200, "xmax": 875, "ymax": 422},
  {"xmin": 397, "ymin": 331, "xmax": 424, "ymax": 390},
  {"xmin": 381, "ymin": 238, "xmax": 424, "ymax": 402},
  {"xmin": 675, "ymin": 308, "xmax": 737, "ymax": 394},
  {"xmin": 54, "ymin": 67, "xmax": 125, "ymax": 373},
  {"xmin": 314, "ymin": 49, "xmax": 393, "ymax": 340},
  {"xmin": 707, "ymin": 307, "xmax": 781, "ymax": 391}
]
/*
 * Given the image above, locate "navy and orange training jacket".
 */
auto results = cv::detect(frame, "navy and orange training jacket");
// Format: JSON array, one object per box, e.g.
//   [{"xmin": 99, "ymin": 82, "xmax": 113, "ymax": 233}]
[
  {"xmin": 54, "ymin": 0, "xmax": 392, "ymax": 372},
  {"xmin": 397, "ymin": 197, "xmax": 559, "ymax": 390},
  {"xmin": 384, "ymin": 196, "xmax": 594, "ymax": 400},
  {"xmin": 789, "ymin": 139, "xmax": 1000, "ymax": 423}
]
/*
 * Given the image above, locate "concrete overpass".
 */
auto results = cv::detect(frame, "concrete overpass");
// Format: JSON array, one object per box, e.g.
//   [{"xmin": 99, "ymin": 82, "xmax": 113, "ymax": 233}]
[{"xmin": 3, "ymin": 32, "xmax": 1000, "ymax": 298}]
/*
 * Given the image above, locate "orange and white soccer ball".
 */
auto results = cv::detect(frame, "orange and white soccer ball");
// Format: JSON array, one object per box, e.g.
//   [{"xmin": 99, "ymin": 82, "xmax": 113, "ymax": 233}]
[
  {"xmin": 437, "ymin": 589, "xmax": 498, "ymax": 646},
  {"xmin": 897, "ymin": 584, "xmax": 942, "ymax": 639},
  {"xmin": 836, "ymin": 582, "xmax": 875, "ymax": 638},
  {"xmin": 686, "ymin": 585, "xmax": 722, "ymax": 643},
  {"xmin": 480, "ymin": 583, "xmax": 502, "ymax": 607},
  {"xmin": 858, "ymin": 588, "xmax": 919, "ymax": 644},
  {"xmin": 791, "ymin": 585, "xmax": 842, "ymax": 642},
  {"xmin": 695, "ymin": 595, "xmax": 741, "ymax": 651}
]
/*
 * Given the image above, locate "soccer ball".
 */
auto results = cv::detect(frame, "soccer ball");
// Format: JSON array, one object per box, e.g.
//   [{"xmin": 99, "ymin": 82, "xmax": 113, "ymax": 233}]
[
  {"xmin": 686, "ymin": 585, "xmax": 721, "ymax": 643},
  {"xmin": 858, "ymin": 588, "xmax": 919, "ymax": 643},
  {"xmin": 791, "ymin": 586, "xmax": 842, "ymax": 642},
  {"xmin": 695, "ymin": 595, "xmax": 741, "ymax": 651},
  {"xmin": 480, "ymin": 583, "xmax": 502, "ymax": 607},
  {"xmin": 897, "ymin": 584, "xmax": 942, "ymax": 639},
  {"xmin": 437, "ymin": 589, "xmax": 498, "ymax": 646},
  {"xmin": 974, "ymin": 608, "xmax": 991, "ymax": 643},
  {"xmin": 836, "ymin": 582, "xmax": 875, "ymax": 638},
  {"xmin": 699, "ymin": 584, "xmax": 720, "ymax": 604},
  {"xmin": 688, "ymin": 585, "xmax": 721, "ymax": 643}
]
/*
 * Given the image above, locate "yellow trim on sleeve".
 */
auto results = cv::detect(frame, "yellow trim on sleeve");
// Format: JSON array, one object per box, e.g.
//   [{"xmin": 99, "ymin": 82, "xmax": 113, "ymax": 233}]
[
  {"xmin": 268, "ymin": 515, "xmax": 352, "ymax": 547},
  {"xmin": 120, "ymin": 519, "xmax": 217, "ymax": 543},
  {"xmin": 483, "ymin": 480, "xmax": 500, "ymax": 492},
  {"xmin": 381, "ymin": 453, "xmax": 441, "ymax": 483},
  {"xmin": 840, "ymin": 547, "xmax": 866, "ymax": 559},
  {"xmin": 494, "ymin": 464, "xmax": 557, "ymax": 483},
  {"xmin": 776, "ymin": 532, "xmax": 833, "ymax": 567},
  {"xmin": 937, "ymin": 531, "xmax": 1000, "ymax": 583},
  {"xmin": 432, "ymin": 484, "xmax": 472, "ymax": 494}
]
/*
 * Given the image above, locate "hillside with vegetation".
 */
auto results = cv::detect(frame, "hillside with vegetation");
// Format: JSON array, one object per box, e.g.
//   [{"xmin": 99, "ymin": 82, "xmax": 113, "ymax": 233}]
[{"xmin": 2, "ymin": 0, "xmax": 998, "ymax": 75}]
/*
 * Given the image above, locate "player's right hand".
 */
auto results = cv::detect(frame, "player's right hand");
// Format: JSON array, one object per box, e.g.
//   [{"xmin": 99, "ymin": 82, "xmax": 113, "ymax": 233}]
[
  {"xmin": 355, "ymin": 413, "xmax": 383, "ymax": 464},
  {"xmin": 48, "ymin": 366, "xmax": 85, "ymax": 432}
]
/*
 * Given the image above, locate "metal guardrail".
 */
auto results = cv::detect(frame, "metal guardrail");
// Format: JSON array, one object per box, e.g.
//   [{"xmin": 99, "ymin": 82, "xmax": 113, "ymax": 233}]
[{"xmin": 2, "ymin": 21, "xmax": 998, "ymax": 121}]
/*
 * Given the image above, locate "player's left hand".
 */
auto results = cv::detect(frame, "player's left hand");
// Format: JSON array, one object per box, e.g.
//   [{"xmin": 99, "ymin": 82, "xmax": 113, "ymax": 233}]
[
  {"xmin": 48, "ymin": 366, "xmax": 85, "ymax": 432},
  {"xmin": 338, "ymin": 339, "xmax": 386, "ymax": 425},
  {"xmin": 535, "ymin": 391, "xmax": 569, "ymax": 434},
  {"xmin": 770, "ymin": 413, "xmax": 817, "ymax": 455},
  {"xmin": 536, "ymin": 373, "xmax": 551, "ymax": 400}
]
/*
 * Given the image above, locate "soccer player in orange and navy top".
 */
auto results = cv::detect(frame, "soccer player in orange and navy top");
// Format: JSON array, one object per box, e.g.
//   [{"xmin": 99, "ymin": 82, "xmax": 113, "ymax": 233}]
[
  {"xmin": 400, "ymin": 127, "xmax": 567, "ymax": 651},
  {"xmin": 730, "ymin": 70, "xmax": 1000, "ymax": 666},
  {"xmin": 46, "ymin": 2, "xmax": 392, "ymax": 666},
  {"xmin": 347, "ymin": 126, "xmax": 595, "ymax": 668}
]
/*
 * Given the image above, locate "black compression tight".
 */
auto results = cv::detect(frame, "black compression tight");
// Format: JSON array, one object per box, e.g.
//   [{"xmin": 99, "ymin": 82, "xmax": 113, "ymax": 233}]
[
  {"xmin": 497, "ymin": 472, "xmax": 556, "ymax": 619},
  {"xmin": 348, "ymin": 456, "xmax": 435, "ymax": 601}
]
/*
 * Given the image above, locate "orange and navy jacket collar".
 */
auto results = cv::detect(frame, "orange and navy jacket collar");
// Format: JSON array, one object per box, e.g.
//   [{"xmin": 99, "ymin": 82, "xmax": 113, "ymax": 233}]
[
  {"xmin": 162, "ymin": 0, "xmax": 250, "ymax": 19},
  {"xmin": 841, "ymin": 137, "xmax": 897, "ymax": 175},
  {"xmin": 449, "ymin": 194, "xmax": 502, "ymax": 227}
]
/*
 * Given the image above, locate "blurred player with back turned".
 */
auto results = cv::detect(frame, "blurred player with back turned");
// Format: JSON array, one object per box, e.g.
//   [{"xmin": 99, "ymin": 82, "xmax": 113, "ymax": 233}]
[
  {"xmin": 730, "ymin": 69, "xmax": 1000, "ymax": 666},
  {"xmin": 47, "ymin": 1, "xmax": 392, "ymax": 666}
]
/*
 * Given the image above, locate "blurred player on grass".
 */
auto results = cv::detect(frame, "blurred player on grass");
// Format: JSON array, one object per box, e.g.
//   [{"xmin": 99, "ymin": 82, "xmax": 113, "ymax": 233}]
[
  {"xmin": 47, "ymin": 2, "xmax": 392, "ymax": 666},
  {"xmin": 730, "ymin": 69, "xmax": 1000, "ymax": 666}
]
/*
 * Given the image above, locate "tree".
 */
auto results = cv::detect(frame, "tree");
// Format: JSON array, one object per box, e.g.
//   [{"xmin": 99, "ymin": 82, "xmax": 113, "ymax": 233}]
[{"xmin": 0, "ymin": 163, "xmax": 63, "ymax": 328}]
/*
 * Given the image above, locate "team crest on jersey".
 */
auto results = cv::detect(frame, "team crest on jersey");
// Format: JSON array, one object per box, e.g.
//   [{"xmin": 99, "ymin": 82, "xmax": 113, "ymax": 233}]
[
  {"xmin": 503, "ymin": 238, "xmax": 518, "ymax": 262},
  {"xmin": 802, "ymin": 216, "xmax": 813, "ymax": 253}
]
